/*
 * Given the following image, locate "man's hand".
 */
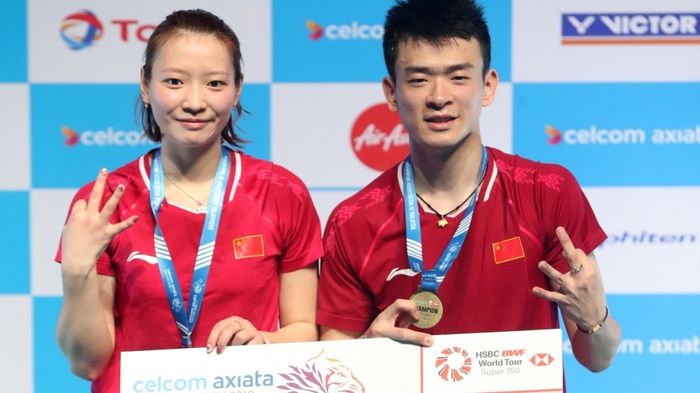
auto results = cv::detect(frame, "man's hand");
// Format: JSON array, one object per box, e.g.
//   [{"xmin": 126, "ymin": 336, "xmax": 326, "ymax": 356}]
[{"xmin": 361, "ymin": 299, "xmax": 433, "ymax": 346}]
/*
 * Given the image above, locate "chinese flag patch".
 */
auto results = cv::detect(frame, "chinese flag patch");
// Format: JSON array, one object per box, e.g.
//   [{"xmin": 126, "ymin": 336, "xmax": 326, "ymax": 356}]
[
  {"xmin": 492, "ymin": 236, "xmax": 525, "ymax": 264},
  {"xmin": 233, "ymin": 235, "xmax": 265, "ymax": 259}
]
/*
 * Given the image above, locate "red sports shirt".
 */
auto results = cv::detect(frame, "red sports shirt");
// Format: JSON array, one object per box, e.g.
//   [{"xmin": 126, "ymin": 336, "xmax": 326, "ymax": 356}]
[
  {"xmin": 56, "ymin": 149, "xmax": 323, "ymax": 393},
  {"xmin": 318, "ymin": 147, "xmax": 606, "ymax": 335}
]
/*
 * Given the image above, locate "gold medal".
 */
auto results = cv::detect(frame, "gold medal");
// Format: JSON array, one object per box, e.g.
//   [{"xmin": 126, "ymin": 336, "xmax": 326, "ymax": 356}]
[{"xmin": 410, "ymin": 291, "xmax": 444, "ymax": 329}]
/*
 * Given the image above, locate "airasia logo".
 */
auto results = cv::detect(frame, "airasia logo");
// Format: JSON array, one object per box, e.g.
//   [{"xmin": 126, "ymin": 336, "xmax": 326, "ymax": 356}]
[{"xmin": 350, "ymin": 103, "xmax": 409, "ymax": 171}]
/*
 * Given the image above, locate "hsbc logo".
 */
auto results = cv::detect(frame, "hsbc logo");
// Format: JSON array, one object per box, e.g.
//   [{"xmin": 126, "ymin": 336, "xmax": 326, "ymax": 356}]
[
  {"xmin": 529, "ymin": 353, "xmax": 555, "ymax": 367},
  {"xmin": 350, "ymin": 103, "xmax": 409, "ymax": 171}
]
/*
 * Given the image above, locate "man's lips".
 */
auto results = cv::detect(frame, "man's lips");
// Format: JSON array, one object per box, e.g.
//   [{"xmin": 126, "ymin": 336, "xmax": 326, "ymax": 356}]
[{"xmin": 425, "ymin": 115, "xmax": 457, "ymax": 129}]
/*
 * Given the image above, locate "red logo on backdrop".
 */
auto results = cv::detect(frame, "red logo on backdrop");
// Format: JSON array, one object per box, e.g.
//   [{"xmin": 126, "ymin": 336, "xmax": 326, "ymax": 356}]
[{"xmin": 350, "ymin": 103, "xmax": 409, "ymax": 171}]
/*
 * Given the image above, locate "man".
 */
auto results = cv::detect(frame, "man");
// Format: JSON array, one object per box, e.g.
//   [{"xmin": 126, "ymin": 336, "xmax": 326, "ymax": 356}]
[{"xmin": 317, "ymin": 0, "xmax": 621, "ymax": 374}]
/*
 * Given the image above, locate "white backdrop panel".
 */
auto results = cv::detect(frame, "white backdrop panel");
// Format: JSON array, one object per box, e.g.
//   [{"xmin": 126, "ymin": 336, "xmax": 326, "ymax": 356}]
[{"xmin": 512, "ymin": 0, "xmax": 700, "ymax": 82}]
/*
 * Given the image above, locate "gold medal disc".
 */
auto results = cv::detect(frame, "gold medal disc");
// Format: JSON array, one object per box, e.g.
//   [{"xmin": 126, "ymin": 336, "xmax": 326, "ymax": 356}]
[{"xmin": 410, "ymin": 291, "xmax": 444, "ymax": 329}]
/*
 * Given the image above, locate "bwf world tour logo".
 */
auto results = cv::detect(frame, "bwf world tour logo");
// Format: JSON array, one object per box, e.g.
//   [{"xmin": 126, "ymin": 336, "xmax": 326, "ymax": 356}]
[
  {"xmin": 435, "ymin": 347, "xmax": 472, "ymax": 382},
  {"xmin": 350, "ymin": 103, "xmax": 409, "ymax": 171},
  {"xmin": 60, "ymin": 10, "xmax": 104, "ymax": 50}
]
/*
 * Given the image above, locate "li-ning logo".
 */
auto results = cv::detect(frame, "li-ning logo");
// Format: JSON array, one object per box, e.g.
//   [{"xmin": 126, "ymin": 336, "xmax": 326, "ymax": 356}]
[
  {"xmin": 435, "ymin": 347, "xmax": 472, "ymax": 382},
  {"xmin": 562, "ymin": 13, "xmax": 700, "ymax": 44},
  {"xmin": 350, "ymin": 103, "xmax": 409, "ymax": 171},
  {"xmin": 277, "ymin": 349, "xmax": 365, "ymax": 392},
  {"xmin": 385, "ymin": 267, "xmax": 419, "ymax": 282},
  {"xmin": 127, "ymin": 251, "xmax": 158, "ymax": 265},
  {"xmin": 61, "ymin": 126, "xmax": 154, "ymax": 147},
  {"xmin": 60, "ymin": 10, "xmax": 104, "ymax": 50},
  {"xmin": 306, "ymin": 19, "xmax": 384, "ymax": 40}
]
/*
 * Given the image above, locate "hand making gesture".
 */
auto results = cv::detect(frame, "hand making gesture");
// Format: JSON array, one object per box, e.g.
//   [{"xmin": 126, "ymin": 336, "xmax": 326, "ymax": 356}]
[
  {"xmin": 532, "ymin": 226, "xmax": 608, "ymax": 332},
  {"xmin": 61, "ymin": 168, "xmax": 139, "ymax": 273}
]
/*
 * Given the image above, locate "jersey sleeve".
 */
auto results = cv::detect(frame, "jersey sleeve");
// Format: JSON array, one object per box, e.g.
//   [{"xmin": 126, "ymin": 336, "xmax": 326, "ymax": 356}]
[
  {"xmin": 317, "ymin": 209, "xmax": 376, "ymax": 333},
  {"xmin": 54, "ymin": 179, "xmax": 118, "ymax": 277},
  {"xmin": 540, "ymin": 165, "xmax": 607, "ymax": 273},
  {"xmin": 269, "ymin": 165, "xmax": 323, "ymax": 273}
]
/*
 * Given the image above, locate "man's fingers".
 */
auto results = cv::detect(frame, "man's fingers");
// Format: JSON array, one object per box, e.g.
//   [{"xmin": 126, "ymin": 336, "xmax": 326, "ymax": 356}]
[
  {"xmin": 538, "ymin": 261, "xmax": 565, "ymax": 285},
  {"xmin": 370, "ymin": 299, "xmax": 433, "ymax": 346},
  {"xmin": 555, "ymin": 227, "xmax": 579, "ymax": 268},
  {"xmin": 532, "ymin": 286, "xmax": 567, "ymax": 305},
  {"xmin": 87, "ymin": 168, "xmax": 108, "ymax": 213},
  {"xmin": 385, "ymin": 327, "xmax": 433, "ymax": 347}
]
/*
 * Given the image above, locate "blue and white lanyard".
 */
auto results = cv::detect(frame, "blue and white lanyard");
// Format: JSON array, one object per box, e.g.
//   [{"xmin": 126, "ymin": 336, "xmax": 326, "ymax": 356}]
[
  {"xmin": 149, "ymin": 145, "xmax": 229, "ymax": 347},
  {"xmin": 402, "ymin": 146, "xmax": 488, "ymax": 293}
]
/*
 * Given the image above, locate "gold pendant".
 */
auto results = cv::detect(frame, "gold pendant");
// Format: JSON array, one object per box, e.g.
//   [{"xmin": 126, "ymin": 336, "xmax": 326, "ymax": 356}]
[
  {"xmin": 410, "ymin": 291, "xmax": 444, "ymax": 329},
  {"xmin": 437, "ymin": 217, "xmax": 448, "ymax": 228}
]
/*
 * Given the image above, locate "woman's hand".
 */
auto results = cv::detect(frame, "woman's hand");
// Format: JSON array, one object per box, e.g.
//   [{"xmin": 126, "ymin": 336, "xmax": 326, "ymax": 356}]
[
  {"xmin": 207, "ymin": 316, "xmax": 266, "ymax": 354},
  {"xmin": 61, "ymin": 168, "xmax": 138, "ymax": 275}
]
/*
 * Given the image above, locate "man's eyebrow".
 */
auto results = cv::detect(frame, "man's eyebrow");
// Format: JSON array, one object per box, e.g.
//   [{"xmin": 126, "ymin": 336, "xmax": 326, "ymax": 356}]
[{"xmin": 402, "ymin": 63, "xmax": 475, "ymax": 75}]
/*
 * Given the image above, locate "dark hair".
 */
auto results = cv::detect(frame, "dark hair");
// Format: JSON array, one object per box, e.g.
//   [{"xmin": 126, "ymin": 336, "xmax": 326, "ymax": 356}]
[
  {"xmin": 138, "ymin": 9, "xmax": 246, "ymax": 147},
  {"xmin": 383, "ymin": 0, "xmax": 491, "ymax": 81}
]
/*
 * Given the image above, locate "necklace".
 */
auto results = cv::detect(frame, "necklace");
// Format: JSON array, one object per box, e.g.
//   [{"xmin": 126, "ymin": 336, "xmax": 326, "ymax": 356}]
[
  {"xmin": 163, "ymin": 171, "xmax": 208, "ymax": 213},
  {"xmin": 416, "ymin": 179, "xmax": 484, "ymax": 228}
]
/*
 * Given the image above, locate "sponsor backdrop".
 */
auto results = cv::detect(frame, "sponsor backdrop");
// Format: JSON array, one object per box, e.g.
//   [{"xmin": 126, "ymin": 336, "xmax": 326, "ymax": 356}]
[{"xmin": 0, "ymin": 0, "xmax": 698, "ymax": 391}]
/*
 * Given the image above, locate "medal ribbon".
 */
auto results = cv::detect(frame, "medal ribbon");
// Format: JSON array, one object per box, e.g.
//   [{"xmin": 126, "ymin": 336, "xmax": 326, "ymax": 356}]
[
  {"xmin": 150, "ymin": 145, "xmax": 229, "ymax": 347},
  {"xmin": 402, "ymin": 146, "xmax": 488, "ymax": 293}
]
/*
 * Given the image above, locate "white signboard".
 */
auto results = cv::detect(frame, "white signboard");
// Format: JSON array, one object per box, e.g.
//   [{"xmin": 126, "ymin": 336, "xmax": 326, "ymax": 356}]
[{"xmin": 122, "ymin": 329, "xmax": 563, "ymax": 393}]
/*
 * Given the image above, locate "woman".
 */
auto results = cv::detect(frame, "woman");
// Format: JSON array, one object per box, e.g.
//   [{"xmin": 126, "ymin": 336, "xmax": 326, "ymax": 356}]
[{"xmin": 56, "ymin": 9, "xmax": 322, "ymax": 392}]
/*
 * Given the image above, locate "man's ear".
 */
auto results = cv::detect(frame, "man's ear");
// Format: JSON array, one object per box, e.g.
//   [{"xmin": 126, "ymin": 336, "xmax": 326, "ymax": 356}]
[
  {"xmin": 481, "ymin": 68, "xmax": 499, "ymax": 107},
  {"xmin": 382, "ymin": 76, "xmax": 398, "ymax": 112}
]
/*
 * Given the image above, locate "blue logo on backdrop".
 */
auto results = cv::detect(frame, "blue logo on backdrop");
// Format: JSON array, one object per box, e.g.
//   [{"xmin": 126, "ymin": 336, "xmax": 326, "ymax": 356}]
[
  {"xmin": 562, "ymin": 295, "xmax": 700, "ymax": 392},
  {"xmin": 513, "ymin": 83, "xmax": 700, "ymax": 186},
  {"xmin": 562, "ymin": 13, "xmax": 700, "ymax": 44},
  {"xmin": 0, "ymin": 0, "xmax": 27, "ymax": 82},
  {"xmin": 273, "ymin": 0, "xmax": 394, "ymax": 82},
  {"xmin": 31, "ymin": 84, "xmax": 152, "ymax": 188}
]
